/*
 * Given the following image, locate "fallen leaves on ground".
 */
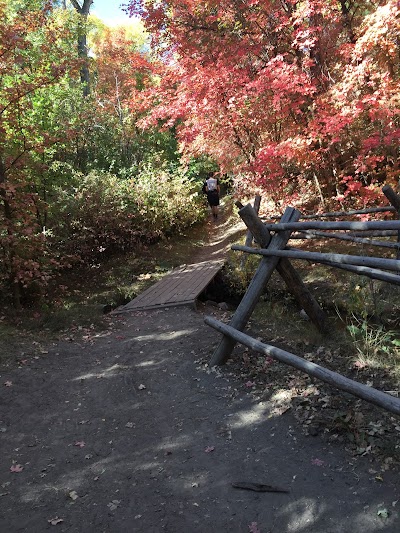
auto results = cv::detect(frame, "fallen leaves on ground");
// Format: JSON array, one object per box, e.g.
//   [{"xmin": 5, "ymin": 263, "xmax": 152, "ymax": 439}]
[
  {"xmin": 107, "ymin": 500, "xmax": 121, "ymax": 511},
  {"xmin": 249, "ymin": 522, "xmax": 262, "ymax": 533},
  {"xmin": 10, "ymin": 464, "xmax": 23, "ymax": 473}
]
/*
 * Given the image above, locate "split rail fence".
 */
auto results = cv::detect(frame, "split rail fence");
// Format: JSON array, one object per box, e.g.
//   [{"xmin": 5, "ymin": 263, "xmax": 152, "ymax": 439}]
[{"xmin": 205, "ymin": 185, "xmax": 400, "ymax": 416}]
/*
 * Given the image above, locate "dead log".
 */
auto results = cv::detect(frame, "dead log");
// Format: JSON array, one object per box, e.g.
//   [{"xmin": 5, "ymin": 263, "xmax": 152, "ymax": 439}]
[{"xmin": 205, "ymin": 316, "xmax": 400, "ymax": 416}]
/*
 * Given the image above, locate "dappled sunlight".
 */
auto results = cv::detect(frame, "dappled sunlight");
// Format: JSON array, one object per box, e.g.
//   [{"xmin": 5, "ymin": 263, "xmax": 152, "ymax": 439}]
[
  {"xmin": 134, "ymin": 356, "xmax": 171, "ymax": 369},
  {"xmin": 130, "ymin": 329, "xmax": 195, "ymax": 343},
  {"xmin": 282, "ymin": 498, "xmax": 327, "ymax": 531},
  {"xmin": 277, "ymin": 495, "xmax": 396, "ymax": 532},
  {"xmin": 271, "ymin": 389, "xmax": 294, "ymax": 403},
  {"xmin": 136, "ymin": 360, "xmax": 159, "ymax": 367},
  {"xmin": 73, "ymin": 363, "xmax": 130, "ymax": 381},
  {"xmin": 135, "ymin": 461, "xmax": 161, "ymax": 472},
  {"xmin": 20, "ymin": 457, "xmax": 115, "ymax": 504},
  {"xmin": 2, "ymin": 301, "xmax": 399, "ymax": 532},
  {"xmin": 202, "ymin": 220, "xmax": 245, "ymax": 252},
  {"xmin": 268, "ymin": 388, "xmax": 298, "ymax": 417},
  {"xmin": 154, "ymin": 434, "xmax": 193, "ymax": 452},
  {"xmin": 230, "ymin": 401, "xmax": 272, "ymax": 429}
]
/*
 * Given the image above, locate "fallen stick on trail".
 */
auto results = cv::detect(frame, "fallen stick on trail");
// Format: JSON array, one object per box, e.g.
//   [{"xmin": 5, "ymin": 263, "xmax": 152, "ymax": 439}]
[{"xmin": 231, "ymin": 482, "xmax": 290, "ymax": 493}]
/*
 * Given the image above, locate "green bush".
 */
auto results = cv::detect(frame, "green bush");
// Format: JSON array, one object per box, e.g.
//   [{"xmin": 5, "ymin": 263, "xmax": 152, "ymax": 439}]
[{"xmin": 48, "ymin": 167, "xmax": 205, "ymax": 263}]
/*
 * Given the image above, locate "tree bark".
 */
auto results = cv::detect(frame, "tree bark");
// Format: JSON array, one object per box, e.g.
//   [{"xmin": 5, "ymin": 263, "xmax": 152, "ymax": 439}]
[
  {"xmin": 262, "ymin": 220, "xmax": 400, "ymax": 232},
  {"xmin": 0, "ymin": 156, "xmax": 21, "ymax": 309},
  {"xmin": 382, "ymin": 185, "xmax": 400, "ymax": 259},
  {"xmin": 210, "ymin": 207, "xmax": 300, "ymax": 366},
  {"xmin": 292, "ymin": 230, "xmax": 400, "ymax": 250},
  {"xmin": 70, "ymin": 0, "xmax": 94, "ymax": 96},
  {"xmin": 232, "ymin": 246, "xmax": 400, "ymax": 273}
]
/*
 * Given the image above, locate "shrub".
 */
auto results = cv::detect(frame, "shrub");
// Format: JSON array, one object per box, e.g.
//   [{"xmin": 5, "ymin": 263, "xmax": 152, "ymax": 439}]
[{"xmin": 48, "ymin": 167, "xmax": 205, "ymax": 263}]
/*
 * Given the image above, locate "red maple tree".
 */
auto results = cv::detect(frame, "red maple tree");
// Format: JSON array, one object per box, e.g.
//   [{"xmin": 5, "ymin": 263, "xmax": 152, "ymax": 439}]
[{"xmin": 127, "ymin": 0, "xmax": 400, "ymax": 209}]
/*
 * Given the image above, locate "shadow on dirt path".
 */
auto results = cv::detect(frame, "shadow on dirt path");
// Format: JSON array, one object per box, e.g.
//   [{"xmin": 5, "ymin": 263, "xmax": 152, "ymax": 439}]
[{"xmin": 0, "ymin": 201, "xmax": 399, "ymax": 532}]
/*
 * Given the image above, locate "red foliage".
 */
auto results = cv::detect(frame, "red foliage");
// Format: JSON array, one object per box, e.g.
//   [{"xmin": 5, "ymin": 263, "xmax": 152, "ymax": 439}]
[
  {"xmin": 128, "ymin": 0, "xmax": 400, "ymax": 208},
  {"xmin": 0, "ymin": 2, "xmax": 80, "ymax": 306}
]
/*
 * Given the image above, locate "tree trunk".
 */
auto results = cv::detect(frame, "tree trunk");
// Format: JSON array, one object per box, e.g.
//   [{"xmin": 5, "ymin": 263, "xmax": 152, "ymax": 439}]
[
  {"xmin": 0, "ymin": 157, "xmax": 21, "ymax": 309},
  {"xmin": 70, "ymin": 0, "xmax": 94, "ymax": 96}
]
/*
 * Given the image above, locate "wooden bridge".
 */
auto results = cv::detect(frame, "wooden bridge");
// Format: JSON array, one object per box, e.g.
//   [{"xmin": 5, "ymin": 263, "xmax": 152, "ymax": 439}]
[{"xmin": 118, "ymin": 260, "xmax": 224, "ymax": 312}]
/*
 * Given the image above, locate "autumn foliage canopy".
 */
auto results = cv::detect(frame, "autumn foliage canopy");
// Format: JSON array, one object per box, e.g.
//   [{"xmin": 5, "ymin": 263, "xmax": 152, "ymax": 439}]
[
  {"xmin": 127, "ymin": 0, "xmax": 400, "ymax": 208},
  {"xmin": 1, "ymin": 0, "xmax": 400, "ymax": 308}
]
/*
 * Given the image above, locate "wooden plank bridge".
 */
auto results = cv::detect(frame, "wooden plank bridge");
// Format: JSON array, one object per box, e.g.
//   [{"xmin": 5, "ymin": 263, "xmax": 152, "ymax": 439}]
[{"xmin": 119, "ymin": 260, "xmax": 224, "ymax": 312}]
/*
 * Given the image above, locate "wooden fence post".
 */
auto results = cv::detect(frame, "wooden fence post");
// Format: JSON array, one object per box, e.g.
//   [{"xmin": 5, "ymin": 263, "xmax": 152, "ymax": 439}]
[
  {"xmin": 382, "ymin": 184, "xmax": 400, "ymax": 259},
  {"xmin": 241, "ymin": 195, "xmax": 262, "ymax": 269},
  {"xmin": 210, "ymin": 206, "xmax": 300, "ymax": 366},
  {"xmin": 244, "ymin": 195, "xmax": 261, "ymax": 248},
  {"xmin": 235, "ymin": 205, "xmax": 326, "ymax": 333}
]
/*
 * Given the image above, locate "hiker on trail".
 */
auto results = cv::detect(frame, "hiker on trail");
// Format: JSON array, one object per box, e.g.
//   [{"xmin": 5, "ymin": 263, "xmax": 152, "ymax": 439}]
[{"xmin": 205, "ymin": 173, "xmax": 220, "ymax": 220}]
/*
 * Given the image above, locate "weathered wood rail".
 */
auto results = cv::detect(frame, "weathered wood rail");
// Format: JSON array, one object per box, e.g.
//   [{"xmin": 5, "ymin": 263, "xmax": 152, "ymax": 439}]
[
  {"xmin": 206, "ymin": 185, "xmax": 400, "ymax": 416},
  {"xmin": 206, "ymin": 316, "xmax": 400, "ymax": 416}
]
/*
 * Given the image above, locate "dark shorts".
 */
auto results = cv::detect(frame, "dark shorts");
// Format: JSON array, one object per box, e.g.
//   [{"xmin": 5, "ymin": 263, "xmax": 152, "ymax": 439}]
[{"xmin": 207, "ymin": 190, "xmax": 220, "ymax": 206}]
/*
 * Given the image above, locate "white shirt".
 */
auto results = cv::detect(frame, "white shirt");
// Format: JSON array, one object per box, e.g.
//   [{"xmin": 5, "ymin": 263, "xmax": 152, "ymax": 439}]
[{"xmin": 206, "ymin": 177, "xmax": 218, "ymax": 191}]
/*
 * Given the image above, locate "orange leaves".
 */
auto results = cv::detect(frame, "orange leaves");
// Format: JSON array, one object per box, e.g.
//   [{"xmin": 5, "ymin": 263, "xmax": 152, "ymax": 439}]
[{"xmin": 91, "ymin": 25, "xmax": 154, "ymax": 117}]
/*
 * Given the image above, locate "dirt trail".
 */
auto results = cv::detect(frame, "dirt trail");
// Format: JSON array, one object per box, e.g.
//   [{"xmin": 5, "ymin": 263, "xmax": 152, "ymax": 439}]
[
  {"xmin": 0, "ymin": 203, "xmax": 399, "ymax": 532},
  {"xmin": 190, "ymin": 201, "xmax": 246, "ymax": 264}
]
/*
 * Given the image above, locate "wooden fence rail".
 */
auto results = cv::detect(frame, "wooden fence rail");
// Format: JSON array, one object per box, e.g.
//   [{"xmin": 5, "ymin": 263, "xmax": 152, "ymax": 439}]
[
  {"xmin": 291, "ymin": 230, "xmax": 400, "ymax": 249},
  {"xmin": 301, "ymin": 206, "xmax": 396, "ymax": 218},
  {"xmin": 263, "ymin": 220, "xmax": 400, "ymax": 232},
  {"xmin": 210, "ymin": 206, "xmax": 302, "ymax": 366},
  {"xmin": 205, "ymin": 316, "xmax": 400, "ymax": 416},
  {"xmin": 263, "ymin": 206, "xmax": 395, "ymax": 221},
  {"xmin": 232, "ymin": 246, "xmax": 400, "ymax": 273},
  {"xmin": 206, "ymin": 185, "xmax": 400, "ymax": 415}
]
